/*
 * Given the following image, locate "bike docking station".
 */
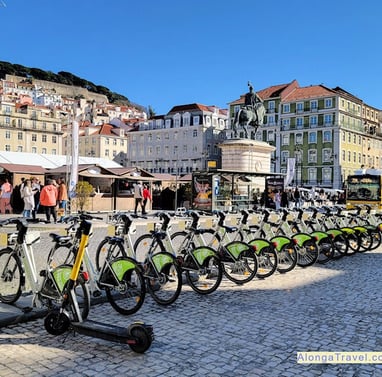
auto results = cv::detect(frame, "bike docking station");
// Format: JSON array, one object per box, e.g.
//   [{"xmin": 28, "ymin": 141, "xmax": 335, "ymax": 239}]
[{"xmin": 44, "ymin": 218, "xmax": 154, "ymax": 353}]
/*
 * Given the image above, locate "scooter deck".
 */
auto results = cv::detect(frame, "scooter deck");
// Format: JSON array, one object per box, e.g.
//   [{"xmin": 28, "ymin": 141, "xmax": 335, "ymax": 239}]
[{"xmin": 72, "ymin": 319, "xmax": 144, "ymax": 344}]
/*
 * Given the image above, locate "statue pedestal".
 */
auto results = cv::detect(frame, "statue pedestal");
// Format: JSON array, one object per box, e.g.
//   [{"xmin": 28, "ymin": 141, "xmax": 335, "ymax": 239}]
[{"xmin": 219, "ymin": 138, "xmax": 275, "ymax": 173}]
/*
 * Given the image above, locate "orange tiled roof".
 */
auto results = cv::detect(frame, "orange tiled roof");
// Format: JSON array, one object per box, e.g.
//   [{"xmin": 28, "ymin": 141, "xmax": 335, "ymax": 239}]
[
  {"xmin": 168, "ymin": 103, "xmax": 227, "ymax": 115},
  {"xmin": 283, "ymin": 85, "xmax": 335, "ymax": 101}
]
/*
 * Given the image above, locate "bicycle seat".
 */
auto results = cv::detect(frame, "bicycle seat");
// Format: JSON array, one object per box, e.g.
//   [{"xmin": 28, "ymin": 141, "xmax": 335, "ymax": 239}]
[{"xmin": 49, "ymin": 233, "xmax": 73, "ymax": 245}]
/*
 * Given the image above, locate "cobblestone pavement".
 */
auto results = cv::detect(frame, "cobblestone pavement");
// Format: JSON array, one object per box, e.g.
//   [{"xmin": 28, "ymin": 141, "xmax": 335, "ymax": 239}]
[{"xmin": 1, "ymin": 219, "xmax": 382, "ymax": 376}]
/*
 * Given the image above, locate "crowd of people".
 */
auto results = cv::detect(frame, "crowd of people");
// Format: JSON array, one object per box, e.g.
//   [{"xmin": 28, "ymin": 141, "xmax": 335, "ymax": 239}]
[
  {"xmin": 0, "ymin": 177, "xmax": 68, "ymax": 223},
  {"xmin": 257, "ymin": 187, "xmax": 346, "ymax": 211}
]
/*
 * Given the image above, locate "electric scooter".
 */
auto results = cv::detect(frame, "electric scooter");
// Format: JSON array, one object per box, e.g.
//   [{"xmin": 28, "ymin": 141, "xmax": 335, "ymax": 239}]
[{"xmin": 44, "ymin": 217, "xmax": 154, "ymax": 353}]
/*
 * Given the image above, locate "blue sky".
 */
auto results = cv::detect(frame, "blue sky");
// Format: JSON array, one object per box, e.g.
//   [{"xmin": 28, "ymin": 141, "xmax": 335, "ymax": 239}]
[{"xmin": 1, "ymin": 0, "xmax": 381, "ymax": 114}]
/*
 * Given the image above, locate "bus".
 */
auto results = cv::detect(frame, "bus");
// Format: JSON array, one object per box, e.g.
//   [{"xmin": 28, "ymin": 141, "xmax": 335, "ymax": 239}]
[{"xmin": 346, "ymin": 170, "xmax": 382, "ymax": 210}]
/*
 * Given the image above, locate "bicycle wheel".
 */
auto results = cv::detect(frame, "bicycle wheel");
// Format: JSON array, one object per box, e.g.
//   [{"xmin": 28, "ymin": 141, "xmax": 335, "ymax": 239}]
[
  {"xmin": 340, "ymin": 227, "xmax": 359, "ymax": 255},
  {"xmin": 73, "ymin": 276, "xmax": 91, "ymax": 320},
  {"xmin": 185, "ymin": 248, "xmax": 223, "ymax": 294},
  {"xmin": 368, "ymin": 228, "xmax": 382, "ymax": 251},
  {"xmin": 134, "ymin": 234, "xmax": 155, "ymax": 263},
  {"xmin": 47, "ymin": 244, "xmax": 76, "ymax": 269},
  {"xmin": 61, "ymin": 274, "xmax": 90, "ymax": 321},
  {"xmin": 276, "ymin": 242, "xmax": 297, "ymax": 273},
  {"xmin": 105, "ymin": 257, "xmax": 146, "ymax": 315},
  {"xmin": 255, "ymin": 245, "xmax": 278, "ymax": 279},
  {"xmin": 146, "ymin": 252, "xmax": 182, "ymax": 305},
  {"xmin": 220, "ymin": 242, "xmax": 258, "ymax": 284},
  {"xmin": 95, "ymin": 238, "xmax": 126, "ymax": 272},
  {"xmin": 316, "ymin": 237, "xmax": 334, "ymax": 265},
  {"xmin": 357, "ymin": 229, "xmax": 373, "ymax": 253},
  {"xmin": 0, "ymin": 248, "xmax": 23, "ymax": 304},
  {"xmin": 330, "ymin": 232, "xmax": 348, "ymax": 260},
  {"xmin": 170, "ymin": 231, "xmax": 190, "ymax": 254},
  {"xmin": 296, "ymin": 238, "xmax": 319, "ymax": 267}
]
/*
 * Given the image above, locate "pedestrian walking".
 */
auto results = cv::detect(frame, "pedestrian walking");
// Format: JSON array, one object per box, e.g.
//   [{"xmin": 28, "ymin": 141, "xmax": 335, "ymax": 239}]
[
  {"xmin": 0, "ymin": 178, "xmax": 13, "ymax": 214},
  {"xmin": 293, "ymin": 187, "xmax": 301, "ymax": 208},
  {"xmin": 31, "ymin": 177, "xmax": 41, "ymax": 220},
  {"xmin": 40, "ymin": 179, "xmax": 58, "ymax": 223},
  {"xmin": 22, "ymin": 179, "xmax": 35, "ymax": 218},
  {"xmin": 142, "ymin": 184, "xmax": 151, "ymax": 215},
  {"xmin": 274, "ymin": 190, "xmax": 281, "ymax": 211},
  {"xmin": 57, "ymin": 177, "xmax": 68, "ymax": 217},
  {"xmin": 134, "ymin": 181, "xmax": 143, "ymax": 215}
]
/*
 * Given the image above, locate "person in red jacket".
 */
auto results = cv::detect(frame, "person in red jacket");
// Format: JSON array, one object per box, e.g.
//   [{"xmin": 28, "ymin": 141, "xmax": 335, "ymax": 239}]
[
  {"xmin": 40, "ymin": 179, "xmax": 58, "ymax": 223},
  {"xmin": 142, "ymin": 184, "xmax": 151, "ymax": 215}
]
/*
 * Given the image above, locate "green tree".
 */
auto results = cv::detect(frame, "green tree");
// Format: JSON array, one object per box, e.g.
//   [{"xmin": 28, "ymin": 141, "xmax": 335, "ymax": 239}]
[{"xmin": 74, "ymin": 181, "xmax": 94, "ymax": 212}]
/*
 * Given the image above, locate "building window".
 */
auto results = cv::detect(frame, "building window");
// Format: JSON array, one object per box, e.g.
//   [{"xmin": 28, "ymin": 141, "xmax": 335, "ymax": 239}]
[
  {"xmin": 52, "ymin": 136, "xmax": 57, "ymax": 143},
  {"xmin": 308, "ymin": 149, "xmax": 317, "ymax": 163},
  {"xmin": 282, "ymin": 134, "xmax": 289, "ymax": 145},
  {"xmin": 17, "ymin": 146, "xmax": 23, "ymax": 152},
  {"xmin": 322, "ymin": 149, "xmax": 332, "ymax": 162},
  {"xmin": 296, "ymin": 102, "xmax": 304, "ymax": 112},
  {"xmin": 295, "ymin": 133, "xmax": 303, "ymax": 144},
  {"xmin": 193, "ymin": 130, "xmax": 198, "ymax": 137},
  {"xmin": 322, "ymin": 168, "xmax": 332, "ymax": 182},
  {"xmin": 18, "ymin": 119, "xmax": 22, "ymax": 127},
  {"xmin": 42, "ymin": 122, "xmax": 47, "ymax": 130},
  {"xmin": 283, "ymin": 104, "xmax": 290, "ymax": 113},
  {"xmin": 310, "ymin": 100, "xmax": 318, "ymax": 110},
  {"xmin": 105, "ymin": 149, "xmax": 109, "ymax": 156},
  {"xmin": 296, "ymin": 117, "xmax": 303, "ymax": 128},
  {"xmin": 113, "ymin": 139, "xmax": 117, "ymax": 145},
  {"xmin": 325, "ymin": 98, "xmax": 333, "ymax": 108},
  {"xmin": 267, "ymin": 130, "xmax": 274, "ymax": 141},
  {"xmin": 32, "ymin": 134, "xmax": 37, "ymax": 142},
  {"xmin": 268, "ymin": 115, "xmax": 275, "ymax": 125},
  {"xmin": 5, "ymin": 116, "xmax": 10, "ymax": 124},
  {"xmin": 323, "ymin": 130, "xmax": 332, "ymax": 142},
  {"xmin": 268, "ymin": 101, "xmax": 275, "ymax": 111},
  {"xmin": 193, "ymin": 116, "xmax": 199, "ymax": 125},
  {"xmin": 183, "ymin": 116, "xmax": 190, "ymax": 126},
  {"xmin": 234, "ymin": 105, "xmax": 240, "ymax": 114},
  {"xmin": 32, "ymin": 147, "xmax": 37, "ymax": 153},
  {"xmin": 282, "ymin": 119, "xmax": 290, "ymax": 130},
  {"xmin": 105, "ymin": 138, "xmax": 110, "ymax": 145},
  {"xmin": 324, "ymin": 114, "xmax": 332, "ymax": 125},
  {"xmin": 5, "ymin": 145, "xmax": 10, "ymax": 151},
  {"xmin": 42, "ymin": 135, "xmax": 47, "ymax": 142},
  {"xmin": 5, "ymin": 131, "xmax": 10, "ymax": 139},
  {"xmin": 309, "ymin": 115, "xmax": 318, "ymax": 126},
  {"xmin": 52, "ymin": 149, "xmax": 57, "ymax": 155},
  {"xmin": 281, "ymin": 151, "xmax": 289, "ymax": 164},
  {"xmin": 42, "ymin": 148, "xmax": 47, "ymax": 154},
  {"xmin": 308, "ymin": 132, "xmax": 317, "ymax": 144}
]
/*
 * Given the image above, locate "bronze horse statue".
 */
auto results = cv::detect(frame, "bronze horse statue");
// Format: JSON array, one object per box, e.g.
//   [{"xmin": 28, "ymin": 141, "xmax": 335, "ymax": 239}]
[{"xmin": 232, "ymin": 101, "xmax": 266, "ymax": 139}]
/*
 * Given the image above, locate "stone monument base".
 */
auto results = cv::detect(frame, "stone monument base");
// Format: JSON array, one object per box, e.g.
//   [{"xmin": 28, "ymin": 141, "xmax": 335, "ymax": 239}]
[{"xmin": 219, "ymin": 138, "xmax": 275, "ymax": 172}]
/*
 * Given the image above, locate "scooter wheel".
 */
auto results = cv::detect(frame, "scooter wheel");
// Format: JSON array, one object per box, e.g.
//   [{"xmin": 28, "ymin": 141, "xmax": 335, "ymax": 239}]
[
  {"xmin": 128, "ymin": 325, "xmax": 153, "ymax": 353},
  {"xmin": 44, "ymin": 311, "xmax": 70, "ymax": 336}
]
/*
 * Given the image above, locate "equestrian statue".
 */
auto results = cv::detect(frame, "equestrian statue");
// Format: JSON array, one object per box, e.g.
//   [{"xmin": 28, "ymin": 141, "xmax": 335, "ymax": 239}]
[{"xmin": 232, "ymin": 82, "xmax": 266, "ymax": 139}]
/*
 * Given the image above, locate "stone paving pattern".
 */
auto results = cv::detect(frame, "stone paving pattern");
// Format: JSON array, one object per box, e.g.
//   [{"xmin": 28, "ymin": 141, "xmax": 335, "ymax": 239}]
[{"xmin": 1, "ymin": 217, "xmax": 382, "ymax": 376}]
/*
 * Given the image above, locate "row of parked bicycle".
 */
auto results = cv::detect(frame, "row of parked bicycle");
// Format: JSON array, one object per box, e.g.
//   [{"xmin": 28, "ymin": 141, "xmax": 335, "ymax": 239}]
[{"xmin": 0, "ymin": 203, "xmax": 381, "ymax": 321}]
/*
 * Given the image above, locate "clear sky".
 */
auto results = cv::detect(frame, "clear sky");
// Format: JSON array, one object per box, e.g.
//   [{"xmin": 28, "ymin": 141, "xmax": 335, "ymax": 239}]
[{"xmin": 1, "ymin": 0, "xmax": 381, "ymax": 115}]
